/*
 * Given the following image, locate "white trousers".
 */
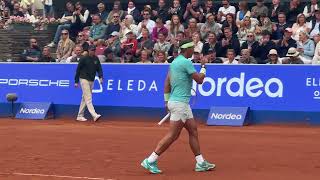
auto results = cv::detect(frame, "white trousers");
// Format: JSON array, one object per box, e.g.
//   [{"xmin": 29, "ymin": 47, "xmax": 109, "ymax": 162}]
[{"xmin": 77, "ymin": 78, "xmax": 98, "ymax": 118}]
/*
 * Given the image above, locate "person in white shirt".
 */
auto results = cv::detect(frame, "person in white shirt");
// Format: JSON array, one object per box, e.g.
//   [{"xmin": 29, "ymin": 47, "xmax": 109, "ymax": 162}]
[
  {"xmin": 303, "ymin": 0, "xmax": 319, "ymax": 20},
  {"xmin": 223, "ymin": 49, "xmax": 239, "ymax": 64},
  {"xmin": 137, "ymin": 9, "xmax": 155, "ymax": 39},
  {"xmin": 308, "ymin": 10, "xmax": 320, "ymax": 38},
  {"xmin": 312, "ymin": 33, "xmax": 320, "ymax": 64},
  {"xmin": 218, "ymin": 0, "xmax": 236, "ymax": 23}
]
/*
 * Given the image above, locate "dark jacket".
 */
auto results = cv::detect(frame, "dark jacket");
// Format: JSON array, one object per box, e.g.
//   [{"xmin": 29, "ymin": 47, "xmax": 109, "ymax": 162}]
[
  {"xmin": 128, "ymin": 8, "xmax": 141, "ymax": 23},
  {"xmin": 241, "ymin": 41, "xmax": 259, "ymax": 57},
  {"xmin": 218, "ymin": 36, "xmax": 241, "ymax": 57},
  {"xmin": 75, "ymin": 55, "xmax": 103, "ymax": 83},
  {"xmin": 255, "ymin": 41, "xmax": 276, "ymax": 64},
  {"xmin": 276, "ymin": 38, "xmax": 297, "ymax": 58}
]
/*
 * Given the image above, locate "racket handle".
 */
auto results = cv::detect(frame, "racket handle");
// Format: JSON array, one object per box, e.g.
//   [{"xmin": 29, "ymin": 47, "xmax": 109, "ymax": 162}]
[{"xmin": 158, "ymin": 113, "xmax": 170, "ymax": 125}]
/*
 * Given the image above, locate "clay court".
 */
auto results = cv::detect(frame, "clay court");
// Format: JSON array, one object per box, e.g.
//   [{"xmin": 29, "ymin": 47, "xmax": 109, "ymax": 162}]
[{"xmin": 0, "ymin": 118, "xmax": 319, "ymax": 180}]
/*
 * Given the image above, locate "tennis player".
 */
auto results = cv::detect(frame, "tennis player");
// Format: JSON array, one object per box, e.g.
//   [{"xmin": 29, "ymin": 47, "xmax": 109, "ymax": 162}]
[{"xmin": 141, "ymin": 40, "xmax": 215, "ymax": 174}]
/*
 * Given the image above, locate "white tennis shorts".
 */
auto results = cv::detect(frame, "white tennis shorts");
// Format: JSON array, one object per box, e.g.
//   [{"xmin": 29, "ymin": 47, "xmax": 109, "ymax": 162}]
[{"xmin": 168, "ymin": 101, "xmax": 193, "ymax": 123}]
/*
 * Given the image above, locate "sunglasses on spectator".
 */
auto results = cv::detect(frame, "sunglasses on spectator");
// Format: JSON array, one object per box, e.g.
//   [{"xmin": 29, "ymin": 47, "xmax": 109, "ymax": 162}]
[
  {"xmin": 113, "ymin": 15, "xmax": 119, "ymax": 18},
  {"xmin": 78, "ymin": 34, "xmax": 83, "ymax": 37},
  {"xmin": 247, "ymin": 35, "xmax": 253, "ymax": 37},
  {"xmin": 143, "ymin": 13, "xmax": 149, "ymax": 15},
  {"xmin": 62, "ymin": 33, "xmax": 69, "ymax": 35}
]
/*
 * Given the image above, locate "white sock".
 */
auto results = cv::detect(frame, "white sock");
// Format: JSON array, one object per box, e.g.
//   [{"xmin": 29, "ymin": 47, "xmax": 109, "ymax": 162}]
[
  {"xmin": 147, "ymin": 152, "xmax": 159, "ymax": 163},
  {"xmin": 195, "ymin": 154, "xmax": 205, "ymax": 164}
]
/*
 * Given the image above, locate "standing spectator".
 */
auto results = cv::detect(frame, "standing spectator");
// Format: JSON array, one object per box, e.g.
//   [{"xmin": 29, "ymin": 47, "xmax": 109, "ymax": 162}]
[
  {"xmin": 184, "ymin": 18, "xmax": 200, "ymax": 39},
  {"xmin": 167, "ymin": 15, "xmax": 184, "ymax": 39},
  {"xmin": 183, "ymin": 0, "xmax": 203, "ymax": 24},
  {"xmin": 287, "ymin": 0, "xmax": 304, "ymax": 25},
  {"xmin": 106, "ymin": 0, "xmax": 124, "ymax": 24},
  {"xmin": 297, "ymin": 31, "xmax": 315, "ymax": 64},
  {"xmin": 239, "ymin": 49, "xmax": 257, "ymax": 64},
  {"xmin": 12, "ymin": 3, "xmax": 24, "ymax": 17},
  {"xmin": 255, "ymin": 30, "xmax": 276, "ymax": 63},
  {"xmin": 282, "ymin": 47, "xmax": 304, "ymax": 64},
  {"xmin": 153, "ymin": 32, "xmax": 171, "ymax": 54},
  {"xmin": 97, "ymin": 3, "xmax": 108, "ymax": 23},
  {"xmin": 89, "ymin": 15, "xmax": 106, "ymax": 43},
  {"xmin": 39, "ymin": 46, "xmax": 55, "ymax": 62},
  {"xmin": 221, "ymin": 13, "xmax": 238, "ymax": 35},
  {"xmin": 292, "ymin": 14, "xmax": 311, "ymax": 41},
  {"xmin": 137, "ymin": 9, "xmax": 155, "ymax": 38},
  {"xmin": 303, "ymin": 0, "xmax": 319, "ymax": 21},
  {"xmin": 66, "ymin": 45, "xmax": 83, "ymax": 63},
  {"xmin": 272, "ymin": 12, "xmax": 290, "ymax": 40},
  {"xmin": 152, "ymin": 0, "xmax": 169, "ymax": 21},
  {"xmin": 251, "ymin": 0, "xmax": 268, "ymax": 19},
  {"xmin": 43, "ymin": 0, "xmax": 53, "ymax": 18},
  {"xmin": 152, "ymin": 17, "xmax": 168, "ymax": 42},
  {"xmin": 269, "ymin": 0, "xmax": 286, "ymax": 22},
  {"xmin": 106, "ymin": 12, "xmax": 121, "ymax": 39},
  {"xmin": 69, "ymin": 2, "xmax": 91, "ymax": 39},
  {"xmin": 218, "ymin": 27, "xmax": 240, "ymax": 57},
  {"xmin": 266, "ymin": 49, "xmax": 281, "ymax": 64},
  {"xmin": 47, "ymin": 2, "xmax": 74, "ymax": 47},
  {"xmin": 276, "ymin": 28, "xmax": 297, "ymax": 58},
  {"xmin": 168, "ymin": 0, "xmax": 184, "ymax": 22},
  {"xmin": 200, "ymin": 13, "xmax": 221, "ymax": 40},
  {"xmin": 56, "ymin": 29, "xmax": 75, "ymax": 62},
  {"xmin": 236, "ymin": 1, "xmax": 251, "ymax": 27},
  {"xmin": 126, "ymin": 0, "xmax": 140, "ymax": 23},
  {"xmin": 136, "ymin": 28, "xmax": 154, "ymax": 57},
  {"xmin": 20, "ymin": 38, "xmax": 41, "ymax": 62},
  {"xmin": 309, "ymin": 10, "xmax": 320, "ymax": 38},
  {"xmin": 74, "ymin": 45, "xmax": 103, "ymax": 122},
  {"xmin": 119, "ymin": 14, "xmax": 138, "ymax": 42},
  {"xmin": 217, "ymin": 0, "xmax": 236, "ymax": 23},
  {"xmin": 223, "ymin": 49, "xmax": 238, "ymax": 64},
  {"xmin": 202, "ymin": 32, "xmax": 221, "ymax": 56}
]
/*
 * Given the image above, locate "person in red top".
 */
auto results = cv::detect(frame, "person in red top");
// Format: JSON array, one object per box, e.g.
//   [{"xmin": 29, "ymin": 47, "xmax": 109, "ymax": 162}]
[
  {"xmin": 120, "ymin": 31, "xmax": 138, "ymax": 56},
  {"xmin": 151, "ymin": 17, "xmax": 168, "ymax": 42}
]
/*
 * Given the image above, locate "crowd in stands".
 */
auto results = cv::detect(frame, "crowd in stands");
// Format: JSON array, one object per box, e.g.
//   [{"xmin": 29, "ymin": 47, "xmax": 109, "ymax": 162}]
[{"xmin": 1, "ymin": 0, "xmax": 320, "ymax": 64}]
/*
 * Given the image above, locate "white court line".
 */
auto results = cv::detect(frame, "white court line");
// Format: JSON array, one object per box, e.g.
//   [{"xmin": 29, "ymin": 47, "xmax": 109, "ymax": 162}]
[{"xmin": 11, "ymin": 172, "xmax": 106, "ymax": 180}]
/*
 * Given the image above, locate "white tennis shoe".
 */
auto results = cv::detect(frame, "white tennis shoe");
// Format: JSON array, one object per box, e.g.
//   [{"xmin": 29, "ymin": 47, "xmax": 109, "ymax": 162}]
[
  {"xmin": 76, "ymin": 116, "xmax": 88, "ymax": 122},
  {"xmin": 94, "ymin": 114, "xmax": 102, "ymax": 122}
]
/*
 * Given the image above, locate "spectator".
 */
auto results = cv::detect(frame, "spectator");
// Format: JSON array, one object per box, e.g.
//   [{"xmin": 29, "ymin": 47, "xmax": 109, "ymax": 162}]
[
  {"xmin": 276, "ymin": 28, "xmax": 297, "ymax": 58},
  {"xmin": 272, "ymin": 12, "xmax": 290, "ymax": 40},
  {"xmin": 43, "ymin": 0, "xmax": 53, "ymax": 18},
  {"xmin": 183, "ymin": 0, "xmax": 203, "ymax": 24},
  {"xmin": 121, "ymin": 31, "xmax": 138, "ymax": 56},
  {"xmin": 287, "ymin": 0, "xmax": 304, "ymax": 25},
  {"xmin": 206, "ymin": 48, "xmax": 223, "ymax": 63},
  {"xmin": 95, "ymin": 39, "xmax": 107, "ymax": 56},
  {"xmin": 153, "ymin": 31, "xmax": 171, "ymax": 54},
  {"xmin": 120, "ymin": 49, "xmax": 135, "ymax": 63},
  {"xmin": 119, "ymin": 14, "xmax": 138, "ymax": 42},
  {"xmin": 236, "ymin": 1, "xmax": 251, "ymax": 27},
  {"xmin": 168, "ymin": 31, "xmax": 185, "ymax": 56},
  {"xmin": 223, "ymin": 49, "xmax": 238, "ymax": 64},
  {"xmin": 152, "ymin": 17, "xmax": 168, "ymax": 42},
  {"xmin": 104, "ymin": 48, "xmax": 119, "ymax": 63},
  {"xmin": 251, "ymin": 0, "xmax": 268, "ymax": 19},
  {"xmin": 136, "ymin": 28, "xmax": 154, "ymax": 57},
  {"xmin": 106, "ymin": 0, "xmax": 124, "ymax": 25},
  {"xmin": 201, "ymin": 0, "xmax": 218, "ymax": 23},
  {"xmin": 282, "ymin": 47, "xmax": 304, "ymax": 64},
  {"xmin": 309, "ymin": 10, "xmax": 320, "ymax": 38},
  {"xmin": 217, "ymin": 0, "xmax": 236, "ymax": 23},
  {"xmin": 167, "ymin": 15, "xmax": 184, "ymax": 39},
  {"xmin": 200, "ymin": 13, "xmax": 221, "ymax": 40},
  {"xmin": 297, "ymin": 31, "xmax": 315, "ymax": 64},
  {"xmin": 126, "ymin": 0, "xmax": 141, "ymax": 23},
  {"xmin": 105, "ymin": 12, "xmax": 121, "ymax": 39},
  {"xmin": 12, "ymin": 3, "xmax": 24, "ymax": 17},
  {"xmin": 239, "ymin": 49, "xmax": 257, "ymax": 64},
  {"xmin": 47, "ymin": 2, "xmax": 74, "ymax": 47},
  {"xmin": 168, "ymin": 47, "xmax": 179, "ymax": 63},
  {"xmin": 241, "ymin": 32, "xmax": 259, "ymax": 57},
  {"xmin": 202, "ymin": 32, "xmax": 221, "ymax": 56},
  {"xmin": 137, "ymin": 49, "xmax": 152, "ymax": 63},
  {"xmin": 303, "ymin": 0, "xmax": 319, "ymax": 21},
  {"xmin": 269, "ymin": 0, "xmax": 285, "ymax": 22},
  {"xmin": 152, "ymin": 0, "xmax": 169, "ymax": 21},
  {"xmin": 312, "ymin": 33, "xmax": 320, "ymax": 64},
  {"xmin": 168, "ymin": 0, "xmax": 184, "ymax": 22},
  {"xmin": 20, "ymin": 38, "xmax": 41, "ymax": 62},
  {"xmin": 1, "ymin": 7, "xmax": 10, "ymax": 22},
  {"xmin": 184, "ymin": 18, "xmax": 200, "ymax": 39},
  {"xmin": 106, "ymin": 31, "xmax": 121, "ymax": 57},
  {"xmin": 238, "ymin": 16, "xmax": 256, "ymax": 44},
  {"xmin": 154, "ymin": 50, "xmax": 168, "ymax": 63},
  {"xmin": 260, "ymin": 17, "xmax": 273, "ymax": 34},
  {"xmin": 191, "ymin": 48, "xmax": 202, "ymax": 63},
  {"xmin": 266, "ymin": 49, "xmax": 281, "ymax": 64},
  {"xmin": 97, "ymin": 3, "xmax": 108, "ymax": 23},
  {"xmin": 69, "ymin": 2, "xmax": 91, "ymax": 39},
  {"xmin": 89, "ymin": 15, "xmax": 107, "ymax": 43},
  {"xmin": 137, "ymin": 9, "xmax": 155, "ymax": 38},
  {"xmin": 218, "ymin": 27, "xmax": 240, "ymax": 57},
  {"xmin": 66, "ymin": 45, "xmax": 83, "ymax": 63},
  {"xmin": 221, "ymin": 13, "xmax": 238, "ymax": 35},
  {"xmin": 56, "ymin": 29, "xmax": 75, "ymax": 62},
  {"xmin": 76, "ymin": 32, "xmax": 89, "ymax": 53},
  {"xmin": 292, "ymin": 13, "xmax": 311, "ymax": 41},
  {"xmin": 39, "ymin": 46, "xmax": 55, "ymax": 62},
  {"xmin": 255, "ymin": 30, "xmax": 276, "ymax": 63},
  {"xmin": 192, "ymin": 32, "xmax": 203, "ymax": 53}
]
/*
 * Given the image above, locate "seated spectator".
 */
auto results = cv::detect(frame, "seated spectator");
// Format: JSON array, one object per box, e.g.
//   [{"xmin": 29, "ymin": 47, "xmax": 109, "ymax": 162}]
[
  {"xmin": 136, "ymin": 28, "xmax": 154, "ymax": 57},
  {"xmin": 267, "ymin": 49, "xmax": 282, "ymax": 64},
  {"xmin": 287, "ymin": 0, "xmax": 304, "ymax": 25},
  {"xmin": 202, "ymin": 32, "xmax": 221, "ymax": 56},
  {"xmin": 282, "ymin": 47, "xmax": 304, "ymax": 64},
  {"xmin": 106, "ymin": 31, "xmax": 121, "ymax": 57},
  {"xmin": 97, "ymin": 3, "xmax": 108, "ymax": 23},
  {"xmin": 121, "ymin": 31, "xmax": 138, "ymax": 56},
  {"xmin": 223, "ymin": 49, "xmax": 238, "ymax": 64},
  {"xmin": 152, "ymin": 17, "xmax": 168, "ymax": 42},
  {"xmin": 251, "ymin": 0, "xmax": 268, "ymax": 19},
  {"xmin": 39, "ymin": 47, "xmax": 55, "ymax": 62},
  {"xmin": 47, "ymin": 2, "xmax": 74, "ymax": 47},
  {"xmin": 126, "ymin": 0, "xmax": 141, "ymax": 23},
  {"xmin": 241, "ymin": 32, "xmax": 259, "ymax": 57},
  {"xmin": 200, "ymin": 13, "xmax": 221, "ymax": 40},
  {"xmin": 276, "ymin": 28, "xmax": 297, "ymax": 58},
  {"xmin": 184, "ymin": 18, "xmax": 200, "ymax": 39},
  {"xmin": 192, "ymin": 32, "xmax": 203, "ymax": 53},
  {"xmin": 221, "ymin": 13, "xmax": 238, "ymax": 35},
  {"xmin": 292, "ymin": 14, "xmax": 310, "ymax": 41},
  {"xmin": 168, "ymin": 47, "xmax": 179, "ymax": 63},
  {"xmin": 190, "ymin": 48, "xmax": 202, "ymax": 63},
  {"xmin": 236, "ymin": 1, "xmax": 251, "ymax": 27},
  {"xmin": 297, "ymin": 31, "xmax": 315, "ymax": 64},
  {"xmin": 12, "ymin": 3, "xmax": 24, "ymax": 17},
  {"xmin": 272, "ymin": 12, "xmax": 290, "ymax": 40},
  {"xmin": 260, "ymin": 17, "xmax": 272, "ymax": 34},
  {"xmin": 69, "ymin": 2, "xmax": 92, "ymax": 40},
  {"xmin": 95, "ymin": 39, "xmax": 107, "ymax": 62},
  {"xmin": 255, "ymin": 30, "xmax": 276, "ymax": 63},
  {"xmin": 183, "ymin": 0, "xmax": 203, "ymax": 24},
  {"xmin": 106, "ymin": 12, "xmax": 121, "ymax": 39},
  {"xmin": 303, "ymin": 0, "xmax": 319, "ymax": 21},
  {"xmin": 167, "ymin": 15, "xmax": 185, "ymax": 39},
  {"xmin": 202, "ymin": 0, "xmax": 218, "ymax": 23},
  {"xmin": 56, "ymin": 29, "xmax": 75, "ymax": 62},
  {"xmin": 20, "ymin": 38, "xmax": 41, "ymax": 62},
  {"xmin": 106, "ymin": 0, "xmax": 124, "ymax": 24},
  {"xmin": 308, "ymin": 10, "xmax": 320, "ymax": 38},
  {"xmin": 239, "ymin": 49, "xmax": 257, "ymax": 64},
  {"xmin": 218, "ymin": 27, "xmax": 241, "ymax": 57},
  {"xmin": 207, "ymin": 48, "xmax": 223, "ymax": 63},
  {"xmin": 312, "ymin": 33, "xmax": 320, "ymax": 64},
  {"xmin": 153, "ymin": 32, "xmax": 171, "ymax": 54},
  {"xmin": 168, "ymin": 31, "xmax": 185, "ymax": 56},
  {"xmin": 120, "ymin": 49, "xmax": 135, "ymax": 63},
  {"xmin": 154, "ymin": 51, "xmax": 168, "ymax": 63},
  {"xmin": 66, "ymin": 45, "xmax": 83, "ymax": 63},
  {"xmin": 269, "ymin": 0, "xmax": 285, "ymax": 22},
  {"xmin": 119, "ymin": 15, "xmax": 138, "ymax": 43},
  {"xmin": 152, "ymin": 0, "xmax": 169, "ymax": 21},
  {"xmin": 103, "ymin": 48, "xmax": 118, "ymax": 63},
  {"xmin": 137, "ymin": 9, "xmax": 155, "ymax": 38},
  {"xmin": 168, "ymin": 0, "xmax": 184, "ymax": 22},
  {"xmin": 76, "ymin": 32, "xmax": 89, "ymax": 54},
  {"xmin": 89, "ymin": 15, "xmax": 107, "ymax": 44},
  {"xmin": 237, "ymin": 16, "xmax": 256, "ymax": 44},
  {"xmin": 137, "ymin": 49, "xmax": 152, "ymax": 63},
  {"xmin": 1, "ymin": 7, "xmax": 11, "ymax": 22},
  {"xmin": 217, "ymin": 0, "xmax": 236, "ymax": 23}
]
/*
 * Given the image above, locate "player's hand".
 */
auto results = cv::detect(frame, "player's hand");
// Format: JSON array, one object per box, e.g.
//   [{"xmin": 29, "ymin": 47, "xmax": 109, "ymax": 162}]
[{"xmin": 74, "ymin": 83, "xmax": 79, "ymax": 88}]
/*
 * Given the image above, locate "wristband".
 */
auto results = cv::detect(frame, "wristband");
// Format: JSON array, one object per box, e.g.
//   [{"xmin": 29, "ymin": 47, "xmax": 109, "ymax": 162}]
[
  {"xmin": 164, "ymin": 93, "xmax": 170, "ymax": 101},
  {"xmin": 200, "ymin": 67, "xmax": 206, "ymax": 75}
]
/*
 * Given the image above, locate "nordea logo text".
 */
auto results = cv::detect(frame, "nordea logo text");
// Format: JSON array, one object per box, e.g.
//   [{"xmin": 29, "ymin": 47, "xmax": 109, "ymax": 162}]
[
  {"xmin": 19, "ymin": 108, "xmax": 45, "ymax": 114},
  {"xmin": 211, "ymin": 113, "xmax": 242, "ymax": 120}
]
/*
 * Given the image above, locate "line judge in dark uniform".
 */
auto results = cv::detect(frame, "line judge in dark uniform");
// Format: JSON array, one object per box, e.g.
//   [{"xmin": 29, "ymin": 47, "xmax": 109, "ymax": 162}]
[{"xmin": 75, "ymin": 45, "xmax": 103, "ymax": 122}]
